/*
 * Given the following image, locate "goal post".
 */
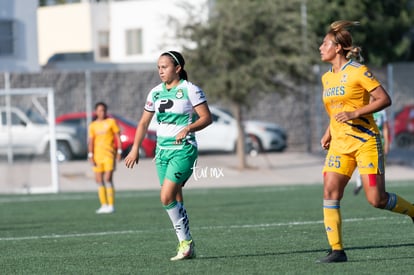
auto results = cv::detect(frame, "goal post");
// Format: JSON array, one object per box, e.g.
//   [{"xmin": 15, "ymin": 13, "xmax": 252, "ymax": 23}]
[{"xmin": 0, "ymin": 87, "xmax": 59, "ymax": 194}]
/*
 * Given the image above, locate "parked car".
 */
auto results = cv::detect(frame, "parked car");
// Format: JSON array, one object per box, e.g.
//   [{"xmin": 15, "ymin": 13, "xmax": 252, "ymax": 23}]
[
  {"xmin": 56, "ymin": 112, "xmax": 157, "ymax": 158},
  {"xmin": 0, "ymin": 106, "xmax": 87, "ymax": 162},
  {"xmin": 393, "ymin": 104, "xmax": 414, "ymax": 148},
  {"xmin": 148, "ymin": 105, "xmax": 287, "ymax": 154}
]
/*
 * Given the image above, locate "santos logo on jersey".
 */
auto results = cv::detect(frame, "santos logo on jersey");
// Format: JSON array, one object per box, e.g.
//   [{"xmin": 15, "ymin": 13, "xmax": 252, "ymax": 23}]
[{"xmin": 176, "ymin": 89, "xmax": 184, "ymax": 99}]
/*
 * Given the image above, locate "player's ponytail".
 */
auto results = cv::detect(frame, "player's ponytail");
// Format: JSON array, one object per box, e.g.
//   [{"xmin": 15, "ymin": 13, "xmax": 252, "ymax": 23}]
[
  {"xmin": 328, "ymin": 20, "xmax": 364, "ymax": 62},
  {"xmin": 345, "ymin": 46, "xmax": 364, "ymax": 63}
]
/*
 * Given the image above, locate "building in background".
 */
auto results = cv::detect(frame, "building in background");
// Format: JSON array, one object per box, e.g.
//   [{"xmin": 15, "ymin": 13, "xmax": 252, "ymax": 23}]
[
  {"xmin": 37, "ymin": 0, "xmax": 209, "ymax": 68},
  {"xmin": 0, "ymin": 0, "xmax": 40, "ymax": 72}
]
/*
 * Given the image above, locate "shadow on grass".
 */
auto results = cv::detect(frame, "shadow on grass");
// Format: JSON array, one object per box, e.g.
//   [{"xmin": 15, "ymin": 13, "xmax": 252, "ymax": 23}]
[{"xmin": 197, "ymin": 242, "xmax": 414, "ymax": 260}]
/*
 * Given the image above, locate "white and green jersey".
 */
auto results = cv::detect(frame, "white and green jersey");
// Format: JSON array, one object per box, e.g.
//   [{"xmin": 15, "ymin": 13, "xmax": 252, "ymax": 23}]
[
  {"xmin": 144, "ymin": 79, "xmax": 207, "ymax": 148},
  {"xmin": 373, "ymin": 110, "xmax": 387, "ymax": 143}
]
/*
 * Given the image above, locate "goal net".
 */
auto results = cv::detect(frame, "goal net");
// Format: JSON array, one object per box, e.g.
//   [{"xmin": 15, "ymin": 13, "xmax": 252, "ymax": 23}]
[{"xmin": 0, "ymin": 87, "xmax": 59, "ymax": 194}]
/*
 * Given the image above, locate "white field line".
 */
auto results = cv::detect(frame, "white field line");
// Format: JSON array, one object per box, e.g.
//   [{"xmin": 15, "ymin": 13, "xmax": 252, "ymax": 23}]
[
  {"xmin": 0, "ymin": 192, "xmax": 156, "ymax": 203},
  {"xmin": 0, "ymin": 216, "xmax": 395, "ymax": 242},
  {"xmin": 0, "ymin": 180, "xmax": 412, "ymax": 204}
]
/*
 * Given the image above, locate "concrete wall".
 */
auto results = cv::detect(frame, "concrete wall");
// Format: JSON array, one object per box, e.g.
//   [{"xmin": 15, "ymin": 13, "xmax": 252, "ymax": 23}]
[
  {"xmin": 37, "ymin": 3, "xmax": 94, "ymax": 65},
  {"xmin": 108, "ymin": 0, "xmax": 208, "ymax": 63},
  {"xmin": 1, "ymin": 63, "xmax": 412, "ymax": 152},
  {"xmin": 37, "ymin": 0, "xmax": 208, "ymax": 65},
  {"xmin": 0, "ymin": 0, "xmax": 39, "ymax": 72}
]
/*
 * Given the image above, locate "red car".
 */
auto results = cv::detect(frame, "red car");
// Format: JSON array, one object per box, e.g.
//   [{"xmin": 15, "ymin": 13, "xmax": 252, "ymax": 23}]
[
  {"xmin": 393, "ymin": 105, "xmax": 414, "ymax": 148},
  {"xmin": 56, "ymin": 112, "xmax": 156, "ymax": 158}
]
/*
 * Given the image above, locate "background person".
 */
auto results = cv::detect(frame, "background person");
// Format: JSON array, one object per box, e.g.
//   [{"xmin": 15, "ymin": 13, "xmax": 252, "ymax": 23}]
[
  {"xmin": 124, "ymin": 51, "xmax": 212, "ymax": 261},
  {"xmin": 88, "ymin": 102, "xmax": 122, "ymax": 214},
  {"xmin": 354, "ymin": 106, "xmax": 390, "ymax": 195},
  {"xmin": 318, "ymin": 20, "xmax": 414, "ymax": 263}
]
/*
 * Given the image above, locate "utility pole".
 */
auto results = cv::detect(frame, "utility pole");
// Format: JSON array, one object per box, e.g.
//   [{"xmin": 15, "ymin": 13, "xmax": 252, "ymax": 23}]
[{"xmin": 301, "ymin": 0, "xmax": 312, "ymax": 153}]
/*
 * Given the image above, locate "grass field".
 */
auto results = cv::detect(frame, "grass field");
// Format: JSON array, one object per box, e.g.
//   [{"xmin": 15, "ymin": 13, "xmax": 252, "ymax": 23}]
[{"xmin": 1, "ymin": 181, "xmax": 413, "ymax": 274}]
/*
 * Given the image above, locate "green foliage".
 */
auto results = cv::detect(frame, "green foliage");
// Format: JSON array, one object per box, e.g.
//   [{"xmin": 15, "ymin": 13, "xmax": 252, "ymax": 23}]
[
  {"xmin": 175, "ymin": 0, "xmax": 317, "ymax": 106},
  {"xmin": 174, "ymin": 0, "xmax": 414, "ymax": 103},
  {"xmin": 308, "ymin": 0, "xmax": 414, "ymax": 66}
]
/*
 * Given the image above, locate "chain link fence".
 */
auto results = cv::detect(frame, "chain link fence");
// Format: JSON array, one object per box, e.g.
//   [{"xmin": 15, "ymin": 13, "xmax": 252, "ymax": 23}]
[{"xmin": 0, "ymin": 62, "xmax": 413, "ymax": 155}]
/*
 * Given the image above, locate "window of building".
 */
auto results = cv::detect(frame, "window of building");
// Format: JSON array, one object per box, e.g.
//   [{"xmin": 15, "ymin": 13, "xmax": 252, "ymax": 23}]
[
  {"xmin": 0, "ymin": 20, "xmax": 14, "ymax": 56},
  {"xmin": 98, "ymin": 31, "xmax": 110, "ymax": 58},
  {"xmin": 126, "ymin": 29, "xmax": 142, "ymax": 55}
]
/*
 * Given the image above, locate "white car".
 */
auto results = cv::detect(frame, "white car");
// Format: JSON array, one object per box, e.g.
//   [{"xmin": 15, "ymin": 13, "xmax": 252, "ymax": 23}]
[
  {"xmin": 149, "ymin": 105, "xmax": 287, "ymax": 154},
  {"xmin": 0, "ymin": 106, "xmax": 87, "ymax": 161},
  {"xmin": 196, "ymin": 106, "xmax": 287, "ymax": 154}
]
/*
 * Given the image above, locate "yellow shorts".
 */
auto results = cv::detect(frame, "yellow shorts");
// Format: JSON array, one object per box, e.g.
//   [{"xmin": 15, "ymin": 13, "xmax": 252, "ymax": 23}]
[
  {"xmin": 323, "ymin": 134, "xmax": 384, "ymax": 178},
  {"xmin": 93, "ymin": 155, "xmax": 115, "ymax": 173}
]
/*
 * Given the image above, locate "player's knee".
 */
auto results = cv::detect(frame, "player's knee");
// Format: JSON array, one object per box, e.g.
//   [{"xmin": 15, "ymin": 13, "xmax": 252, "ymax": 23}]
[
  {"xmin": 104, "ymin": 181, "xmax": 114, "ymax": 188},
  {"xmin": 160, "ymin": 193, "xmax": 175, "ymax": 206},
  {"xmin": 323, "ymin": 187, "xmax": 344, "ymax": 200},
  {"xmin": 161, "ymin": 198, "xmax": 175, "ymax": 206}
]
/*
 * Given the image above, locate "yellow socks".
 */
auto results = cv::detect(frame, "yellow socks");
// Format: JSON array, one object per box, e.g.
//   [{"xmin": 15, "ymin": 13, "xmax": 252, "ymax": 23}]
[
  {"xmin": 323, "ymin": 200, "xmax": 343, "ymax": 251},
  {"xmin": 106, "ymin": 186, "xmax": 115, "ymax": 207},
  {"xmin": 97, "ymin": 182, "xmax": 115, "ymax": 207},
  {"xmin": 98, "ymin": 186, "xmax": 108, "ymax": 206},
  {"xmin": 322, "ymin": 193, "xmax": 413, "ymax": 252},
  {"xmin": 386, "ymin": 193, "xmax": 414, "ymax": 217}
]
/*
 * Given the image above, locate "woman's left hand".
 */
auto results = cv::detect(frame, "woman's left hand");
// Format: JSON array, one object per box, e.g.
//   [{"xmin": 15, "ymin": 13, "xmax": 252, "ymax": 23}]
[
  {"xmin": 175, "ymin": 126, "xmax": 190, "ymax": 144},
  {"xmin": 335, "ymin": 111, "xmax": 357, "ymax": 123}
]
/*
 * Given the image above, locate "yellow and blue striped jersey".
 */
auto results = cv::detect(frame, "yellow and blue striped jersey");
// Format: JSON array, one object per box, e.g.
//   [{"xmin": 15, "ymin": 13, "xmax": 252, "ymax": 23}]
[{"xmin": 322, "ymin": 60, "xmax": 381, "ymax": 153}]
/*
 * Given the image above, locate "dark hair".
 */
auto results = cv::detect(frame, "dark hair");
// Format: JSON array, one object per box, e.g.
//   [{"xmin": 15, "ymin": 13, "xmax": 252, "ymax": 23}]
[
  {"xmin": 161, "ymin": 51, "xmax": 188, "ymax": 80},
  {"xmin": 94, "ymin": 101, "xmax": 108, "ymax": 111}
]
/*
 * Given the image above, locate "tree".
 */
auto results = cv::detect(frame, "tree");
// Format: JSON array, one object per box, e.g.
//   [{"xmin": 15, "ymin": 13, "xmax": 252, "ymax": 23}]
[
  {"xmin": 173, "ymin": 0, "xmax": 318, "ymax": 169},
  {"xmin": 307, "ymin": 0, "xmax": 414, "ymax": 66}
]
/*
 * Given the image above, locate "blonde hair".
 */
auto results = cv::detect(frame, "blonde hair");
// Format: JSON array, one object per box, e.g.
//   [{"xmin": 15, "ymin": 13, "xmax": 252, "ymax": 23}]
[{"xmin": 328, "ymin": 20, "xmax": 364, "ymax": 63}]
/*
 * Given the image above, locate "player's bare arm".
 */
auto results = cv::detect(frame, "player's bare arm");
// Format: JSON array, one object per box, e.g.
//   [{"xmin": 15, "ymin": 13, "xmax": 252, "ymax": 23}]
[
  {"xmin": 174, "ymin": 102, "xmax": 212, "ymax": 144},
  {"xmin": 125, "ymin": 110, "xmax": 154, "ymax": 169},
  {"xmin": 88, "ymin": 137, "xmax": 96, "ymax": 166},
  {"xmin": 335, "ymin": 86, "xmax": 391, "ymax": 123},
  {"xmin": 115, "ymin": 132, "xmax": 122, "ymax": 161},
  {"xmin": 321, "ymin": 126, "xmax": 331, "ymax": 150}
]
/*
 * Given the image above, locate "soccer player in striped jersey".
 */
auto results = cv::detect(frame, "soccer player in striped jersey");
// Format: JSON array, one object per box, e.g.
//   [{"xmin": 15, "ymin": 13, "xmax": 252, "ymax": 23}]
[
  {"xmin": 124, "ymin": 51, "xmax": 212, "ymax": 261},
  {"xmin": 317, "ymin": 20, "xmax": 414, "ymax": 263}
]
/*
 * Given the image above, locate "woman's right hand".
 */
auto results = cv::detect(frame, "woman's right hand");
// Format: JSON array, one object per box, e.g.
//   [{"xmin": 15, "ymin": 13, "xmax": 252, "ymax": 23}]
[
  {"xmin": 321, "ymin": 128, "xmax": 331, "ymax": 150},
  {"xmin": 124, "ymin": 149, "xmax": 139, "ymax": 169}
]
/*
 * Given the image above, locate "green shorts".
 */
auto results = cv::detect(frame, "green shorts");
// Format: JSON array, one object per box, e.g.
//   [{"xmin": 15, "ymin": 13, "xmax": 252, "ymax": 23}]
[
  {"xmin": 323, "ymin": 134, "xmax": 384, "ymax": 178},
  {"xmin": 155, "ymin": 143, "xmax": 198, "ymax": 186}
]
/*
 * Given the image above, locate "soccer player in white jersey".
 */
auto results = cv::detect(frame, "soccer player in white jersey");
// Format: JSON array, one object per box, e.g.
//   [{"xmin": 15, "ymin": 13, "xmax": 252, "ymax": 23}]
[{"xmin": 124, "ymin": 51, "xmax": 212, "ymax": 261}]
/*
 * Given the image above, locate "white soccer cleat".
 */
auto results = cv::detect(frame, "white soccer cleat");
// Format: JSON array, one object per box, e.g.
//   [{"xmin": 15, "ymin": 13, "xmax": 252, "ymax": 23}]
[
  {"xmin": 170, "ymin": 239, "xmax": 196, "ymax": 261},
  {"xmin": 95, "ymin": 205, "xmax": 115, "ymax": 214}
]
